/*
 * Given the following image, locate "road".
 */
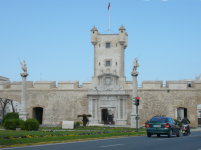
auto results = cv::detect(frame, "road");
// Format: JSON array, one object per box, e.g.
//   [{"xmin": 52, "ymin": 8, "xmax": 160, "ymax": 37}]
[{"xmin": 1, "ymin": 131, "xmax": 201, "ymax": 150}]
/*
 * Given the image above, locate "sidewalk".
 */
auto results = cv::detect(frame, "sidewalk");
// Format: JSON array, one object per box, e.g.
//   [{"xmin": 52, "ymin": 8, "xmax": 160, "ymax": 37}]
[{"xmin": 191, "ymin": 128, "xmax": 201, "ymax": 132}]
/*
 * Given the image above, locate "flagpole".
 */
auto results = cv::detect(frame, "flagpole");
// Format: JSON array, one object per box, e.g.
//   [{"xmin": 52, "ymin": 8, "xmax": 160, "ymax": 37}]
[{"xmin": 109, "ymin": 1, "xmax": 110, "ymax": 34}]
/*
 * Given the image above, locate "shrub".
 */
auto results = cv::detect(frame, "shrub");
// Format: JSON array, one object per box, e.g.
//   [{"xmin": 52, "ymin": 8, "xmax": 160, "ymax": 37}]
[
  {"xmin": 2, "ymin": 112, "xmax": 19, "ymax": 126},
  {"xmin": 174, "ymin": 119, "xmax": 182, "ymax": 128},
  {"xmin": 4, "ymin": 119, "xmax": 24, "ymax": 130},
  {"xmin": 76, "ymin": 121, "xmax": 82, "ymax": 127},
  {"xmin": 22, "ymin": 119, "xmax": 40, "ymax": 130}
]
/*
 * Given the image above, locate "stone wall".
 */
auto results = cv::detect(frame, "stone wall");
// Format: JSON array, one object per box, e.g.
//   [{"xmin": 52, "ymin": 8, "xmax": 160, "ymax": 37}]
[
  {"xmin": 0, "ymin": 89, "xmax": 88, "ymax": 125},
  {"xmin": 1, "ymin": 87, "xmax": 201, "ymax": 127},
  {"xmin": 126, "ymin": 89, "xmax": 201, "ymax": 127}
]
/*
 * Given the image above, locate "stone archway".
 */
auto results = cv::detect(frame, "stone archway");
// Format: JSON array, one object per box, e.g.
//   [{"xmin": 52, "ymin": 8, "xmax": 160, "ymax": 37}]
[
  {"xmin": 197, "ymin": 104, "xmax": 201, "ymax": 126},
  {"xmin": 176, "ymin": 107, "xmax": 187, "ymax": 121},
  {"xmin": 33, "ymin": 107, "xmax": 43, "ymax": 124}
]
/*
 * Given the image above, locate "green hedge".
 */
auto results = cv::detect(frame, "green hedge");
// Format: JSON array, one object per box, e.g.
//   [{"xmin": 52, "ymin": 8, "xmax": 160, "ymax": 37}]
[
  {"xmin": 2, "ymin": 112, "xmax": 19, "ymax": 126},
  {"xmin": 4, "ymin": 119, "xmax": 24, "ymax": 130},
  {"xmin": 22, "ymin": 119, "xmax": 40, "ymax": 130},
  {"xmin": 2, "ymin": 112, "xmax": 40, "ymax": 130},
  {"xmin": 75, "ymin": 121, "xmax": 82, "ymax": 127}
]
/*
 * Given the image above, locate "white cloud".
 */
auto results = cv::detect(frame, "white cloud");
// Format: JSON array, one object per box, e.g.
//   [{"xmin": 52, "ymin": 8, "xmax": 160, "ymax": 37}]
[
  {"xmin": 143, "ymin": 0, "xmax": 150, "ymax": 1},
  {"xmin": 162, "ymin": 0, "xmax": 168, "ymax": 1}
]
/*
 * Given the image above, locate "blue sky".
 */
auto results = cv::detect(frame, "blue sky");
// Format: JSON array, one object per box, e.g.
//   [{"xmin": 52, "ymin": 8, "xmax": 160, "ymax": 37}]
[{"xmin": 1, "ymin": 0, "xmax": 201, "ymax": 86}]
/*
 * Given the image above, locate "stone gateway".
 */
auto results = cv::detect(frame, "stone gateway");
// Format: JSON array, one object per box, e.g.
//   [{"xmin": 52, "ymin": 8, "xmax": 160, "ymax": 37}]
[{"xmin": 0, "ymin": 25, "xmax": 201, "ymax": 127}]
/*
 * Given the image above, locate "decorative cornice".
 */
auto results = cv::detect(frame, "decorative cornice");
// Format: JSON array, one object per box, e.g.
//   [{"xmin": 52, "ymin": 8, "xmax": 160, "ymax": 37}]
[
  {"xmin": 20, "ymin": 73, "xmax": 29, "ymax": 77},
  {"xmin": 131, "ymin": 71, "xmax": 139, "ymax": 76}
]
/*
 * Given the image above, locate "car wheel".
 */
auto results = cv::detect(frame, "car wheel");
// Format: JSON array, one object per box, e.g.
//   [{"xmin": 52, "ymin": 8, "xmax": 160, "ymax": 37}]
[
  {"xmin": 177, "ymin": 131, "xmax": 180, "ymax": 137},
  {"xmin": 168, "ymin": 130, "xmax": 172, "ymax": 138},
  {"xmin": 147, "ymin": 133, "xmax": 151, "ymax": 137},
  {"xmin": 157, "ymin": 134, "xmax": 160, "ymax": 137}
]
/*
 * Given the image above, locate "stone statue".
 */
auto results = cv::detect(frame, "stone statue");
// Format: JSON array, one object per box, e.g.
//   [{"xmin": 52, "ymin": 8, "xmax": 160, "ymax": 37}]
[
  {"xmin": 133, "ymin": 58, "xmax": 139, "ymax": 72},
  {"xmin": 20, "ymin": 60, "xmax": 27, "ymax": 73}
]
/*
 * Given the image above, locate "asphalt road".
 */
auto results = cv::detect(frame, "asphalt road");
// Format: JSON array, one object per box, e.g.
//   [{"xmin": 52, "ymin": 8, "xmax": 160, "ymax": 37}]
[{"xmin": 1, "ymin": 131, "xmax": 201, "ymax": 150}]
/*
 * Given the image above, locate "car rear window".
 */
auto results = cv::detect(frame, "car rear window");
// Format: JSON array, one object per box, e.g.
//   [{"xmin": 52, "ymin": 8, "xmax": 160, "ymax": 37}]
[{"xmin": 150, "ymin": 118, "xmax": 167, "ymax": 123}]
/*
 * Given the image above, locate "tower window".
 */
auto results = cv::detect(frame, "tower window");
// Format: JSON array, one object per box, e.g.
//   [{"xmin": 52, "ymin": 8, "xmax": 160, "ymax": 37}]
[
  {"xmin": 106, "ymin": 61, "xmax": 110, "ymax": 66},
  {"xmin": 106, "ymin": 43, "xmax": 110, "ymax": 48},
  {"xmin": 121, "ymin": 30, "xmax": 123, "ymax": 33},
  {"xmin": 116, "ymin": 43, "xmax": 117, "ymax": 47},
  {"xmin": 116, "ymin": 62, "xmax": 117, "ymax": 66},
  {"xmin": 188, "ymin": 82, "xmax": 192, "ymax": 87},
  {"xmin": 93, "ymin": 31, "xmax": 94, "ymax": 34},
  {"xmin": 99, "ymin": 62, "xmax": 101, "ymax": 66},
  {"xmin": 99, "ymin": 44, "xmax": 100, "ymax": 47}
]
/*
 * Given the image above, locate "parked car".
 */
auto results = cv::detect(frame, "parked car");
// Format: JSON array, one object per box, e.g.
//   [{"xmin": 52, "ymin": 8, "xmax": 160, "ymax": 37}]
[
  {"xmin": 146, "ymin": 117, "xmax": 180, "ymax": 137},
  {"xmin": 0, "ymin": 119, "xmax": 2, "ymax": 125}
]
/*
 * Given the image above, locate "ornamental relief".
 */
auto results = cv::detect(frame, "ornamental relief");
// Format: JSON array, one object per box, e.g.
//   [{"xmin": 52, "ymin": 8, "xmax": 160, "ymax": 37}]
[
  {"xmin": 100, "ymin": 75, "xmax": 117, "ymax": 86},
  {"xmin": 91, "ymin": 74, "xmax": 126, "ymax": 91}
]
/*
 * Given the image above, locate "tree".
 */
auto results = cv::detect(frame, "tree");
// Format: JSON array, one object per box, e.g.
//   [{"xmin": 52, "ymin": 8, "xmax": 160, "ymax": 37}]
[
  {"xmin": 8, "ymin": 100, "xmax": 15, "ymax": 112},
  {"xmin": 0, "ymin": 98, "xmax": 16, "ymax": 118},
  {"xmin": 0, "ymin": 98, "xmax": 10, "ymax": 118},
  {"xmin": 77, "ymin": 114, "xmax": 92, "ymax": 126}
]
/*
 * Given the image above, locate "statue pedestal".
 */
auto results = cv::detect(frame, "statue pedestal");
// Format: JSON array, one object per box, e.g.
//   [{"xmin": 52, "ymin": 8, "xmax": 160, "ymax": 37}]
[
  {"xmin": 130, "ymin": 113, "xmax": 140, "ymax": 128},
  {"xmin": 19, "ymin": 111, "xmax": 29, "ymax": 121}
]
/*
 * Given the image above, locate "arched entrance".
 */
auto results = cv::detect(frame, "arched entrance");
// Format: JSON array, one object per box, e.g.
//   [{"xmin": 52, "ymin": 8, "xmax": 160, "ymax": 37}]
[
  {"xmin": 176, "ymin": 107, "xmax": 187, "ymax": 121},
  {"xmin": 101, "ymin": 108, "xmax": 115, "ymax": 124},
  {"xmin": 33, "ymin": 107, "xmax": 43, "ymax": 124},
  {"xmin": 197, "ymin": 104, "xmax": 201, "ymax": 126}
]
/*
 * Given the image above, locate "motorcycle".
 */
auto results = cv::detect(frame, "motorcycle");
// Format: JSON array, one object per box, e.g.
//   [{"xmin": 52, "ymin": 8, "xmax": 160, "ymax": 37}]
[{"xmin": 182, "ymin": 124, "xmax": 189, "ymax": 136}]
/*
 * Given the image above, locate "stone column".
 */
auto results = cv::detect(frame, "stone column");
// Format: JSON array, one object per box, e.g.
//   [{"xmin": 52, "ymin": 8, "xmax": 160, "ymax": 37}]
[
  {"xmin": 130, "ymin": 71, "xmax": 139, "ymax": 128},
  {"xmin": 19, "ymin": 73, "xmax": 29, "ymax": 121},
  {"xmin": 89, "ymin": 99, "xmax": 98, "ymax": 125},
  {"xmin": 123, "ymin": 99, "xmax": 125, "ymax": 119},
  {"xmin": 95, "ymin": 99, "xmax": 97, "ymax": 119},
  {"xmin": 118, "ymin": 98, "xmax": 120, "ymax": 119},
  {"xmin": 88, "ymin": 99, "xmax": 93, "ymax": 120}
]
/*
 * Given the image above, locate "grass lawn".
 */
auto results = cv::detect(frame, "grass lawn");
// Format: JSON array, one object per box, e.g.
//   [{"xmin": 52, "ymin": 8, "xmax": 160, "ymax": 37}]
[
  {"xmin": 39, "ymin": 126, "xmax": 146, "ymax": 131},
  {"xmin": 0, "ymin": 126, "xmax": 146, "ymax": 147}
]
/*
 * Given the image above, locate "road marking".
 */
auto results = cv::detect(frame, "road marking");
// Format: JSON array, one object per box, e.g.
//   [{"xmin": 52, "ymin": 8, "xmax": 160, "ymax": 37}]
[{"xmin": 100, "ymin": 144, "xmax": 124, "ymax": 148}]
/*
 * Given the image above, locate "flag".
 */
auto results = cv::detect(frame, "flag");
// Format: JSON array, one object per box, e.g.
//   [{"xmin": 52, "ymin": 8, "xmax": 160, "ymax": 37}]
[{"xmin": 108, "ymin": 2, "xmax": 110, "ymax": 10}]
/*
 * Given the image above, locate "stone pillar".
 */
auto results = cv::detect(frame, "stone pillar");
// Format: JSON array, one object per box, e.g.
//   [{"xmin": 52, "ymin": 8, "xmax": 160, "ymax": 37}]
[
  {"xmin": 116, "ymin": 97, "xmax": 127, "ymax": 125},
  {"xmin": 123, "ymin": 99, "xmax": 125, "ymax": 119},
  {"xmin": 118, "ymin": 98, "xmax": 120, "ymax": 119},
  {"xmin": 88, "ymin": 99, "xmax": 93, "ymax": 120},
  {"xmin": 90, "ymin": 99, "xmax": 93, "ymax": 116},
  {"xmin": 95, "ymin": 99, "xmax": 97, "ymax": 119},
  {"xmin": 19, "ymin": 73, "xmax": 29, "ymax": 121},
  {"xmin": 131, "ymin": 71, "xmax": 139, "ymax": 128},
  {"xmin": 89, "ymin": 99, "xmax": 98, "ymax": 125}
]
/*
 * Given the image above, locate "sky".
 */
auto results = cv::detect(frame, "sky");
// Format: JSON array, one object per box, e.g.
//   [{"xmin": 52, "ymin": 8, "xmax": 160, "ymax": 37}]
[{"xmin": 1, "ymin": 0, "xmax": 201, "ymax": 86}]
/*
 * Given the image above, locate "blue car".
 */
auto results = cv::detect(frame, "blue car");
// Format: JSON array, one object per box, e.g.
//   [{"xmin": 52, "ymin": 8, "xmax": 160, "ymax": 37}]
[
  {"xmin": 146, "ymin": 117, "xmax": 180, "ymax": 137},
  {"xmin": 0, "ymin": 119, "xmax": 2, "ymax": 125}
]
